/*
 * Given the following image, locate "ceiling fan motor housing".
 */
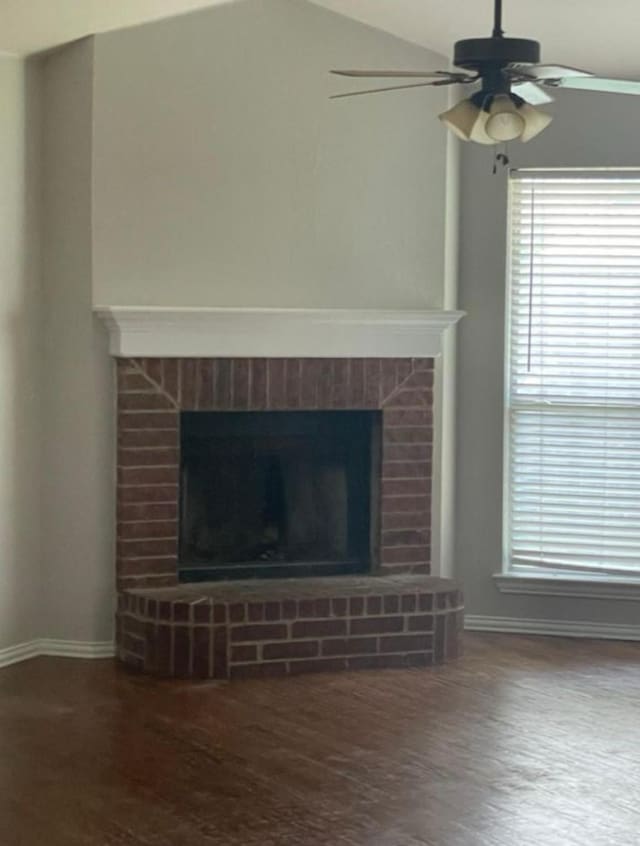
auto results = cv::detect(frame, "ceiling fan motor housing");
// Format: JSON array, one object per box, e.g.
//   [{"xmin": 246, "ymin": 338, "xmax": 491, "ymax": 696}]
[{"xmin": 454, "ymin": 37, "xmax": 540, "ymax": 70}]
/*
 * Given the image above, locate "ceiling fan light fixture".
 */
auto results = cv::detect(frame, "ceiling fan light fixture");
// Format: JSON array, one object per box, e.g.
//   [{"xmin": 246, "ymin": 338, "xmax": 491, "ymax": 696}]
[
  {"xmin": 518, "ymin": 102, "xmax": 553, "ymax": 142},
  {"xmin": 485, "ymin": 94, "xmax": 525, "ymax": 141},
  {"xmin": 438, "ymin": 98, "xmax": 481, "ymax": 141}
]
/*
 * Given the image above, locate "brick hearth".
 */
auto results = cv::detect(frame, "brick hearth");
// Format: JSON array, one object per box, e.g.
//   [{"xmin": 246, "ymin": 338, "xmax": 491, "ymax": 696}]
[{"xmin": 117, "ymin": 575, "xmax": 463, "ymax": 679}]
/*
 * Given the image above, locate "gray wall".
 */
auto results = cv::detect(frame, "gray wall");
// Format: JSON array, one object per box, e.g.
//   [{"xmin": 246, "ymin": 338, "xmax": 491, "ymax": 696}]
[
  {"xmin": 92, "ymin": 0, "xmax": 450, "ymax": 309},
  {"xmin": 0, "ymin": 57, "xmax": 43, "ymax": 650},
  {"xmin": 41, "ymin": 40, "xmax": 115, "ymax": 643},
  {"xmin": 456, "ymin": 89, "xmax": 640, "ymax": 625}
]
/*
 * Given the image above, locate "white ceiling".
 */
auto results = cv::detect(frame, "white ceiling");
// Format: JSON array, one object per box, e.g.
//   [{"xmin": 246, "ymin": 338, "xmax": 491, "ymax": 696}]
[{"xmin": 2, "ymin": 0, "xmax": 640, "ymax": 79}]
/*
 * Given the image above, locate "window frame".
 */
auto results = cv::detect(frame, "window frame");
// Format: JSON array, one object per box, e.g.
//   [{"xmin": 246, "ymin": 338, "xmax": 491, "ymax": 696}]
[{"xmin": 498, "ymin": 167, "xmax": 640, "ymax": 599}]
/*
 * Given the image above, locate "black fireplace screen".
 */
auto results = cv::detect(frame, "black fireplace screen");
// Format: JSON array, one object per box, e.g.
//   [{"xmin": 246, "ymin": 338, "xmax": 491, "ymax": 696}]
[{"xmin": 179, "ymin": 410, "xmax": 379, "ymax": 581}]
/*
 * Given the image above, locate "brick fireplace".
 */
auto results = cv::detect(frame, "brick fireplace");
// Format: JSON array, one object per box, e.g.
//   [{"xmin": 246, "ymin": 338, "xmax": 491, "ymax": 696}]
[{"xmin": 100, "ymin": 307, "xmax": 465, "ymax": 679}]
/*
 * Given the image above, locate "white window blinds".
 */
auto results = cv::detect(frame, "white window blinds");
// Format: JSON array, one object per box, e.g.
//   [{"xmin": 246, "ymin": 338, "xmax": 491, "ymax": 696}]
[{"xmin": 505, "ymin": 171, "xmax": 640, "ymax": 578}]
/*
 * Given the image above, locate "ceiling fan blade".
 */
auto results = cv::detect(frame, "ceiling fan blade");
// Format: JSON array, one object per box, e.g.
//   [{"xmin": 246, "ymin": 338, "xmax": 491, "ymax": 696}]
[
  {"xmin": 552, "ymin": 76, "xmax": 640, "ymax": 96},
  {"xmin": 331, "ymin": 69, "xmax": 472, "ymax": 80},
  {"xmin": 512, "ymin": 81, "xmax": 554, "ymax": 105},
  {"xmin": 330, "ymin": 80, "xmax": 452, "ymax": 100},
  {"xmin": 508, "ymin": 63, "xmax": 593, "ymax": 80}
]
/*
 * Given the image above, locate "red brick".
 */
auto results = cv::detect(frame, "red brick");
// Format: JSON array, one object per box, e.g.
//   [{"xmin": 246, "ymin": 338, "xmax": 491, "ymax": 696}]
[
  {"xmin": 118, "ymin": 521, "xmax": 177, "ymax": 540},
  {"xmin": 118, "ymin": 466, "xmax": 178, "ymax": 487},
  {"xmin": 434, "ymin": 616, "xmax": 446, "ymax": 664},
  {"xmin": 193, "ymin": 602, "xmax": 211, "ymax": 624},
  {"xmin": 412, "ymin": 357, "xmax": 434, "ymax": 371},
  {"xmin": 403, "ymin": 369, "xmax": 434, "ymax": 388},
  {"xmin": 268, "ymin": 359, "xmax": 286, "ymax": 408},
  {"xmin": 264, "ymin": 602, "xmax": 281, "ymax": 621},
  {"xmin": 213, "ymin": 625, "xmax": 229, "ymax": 679},
  {"xmin": 381, "ymin": 359, "xmax": 398, "ymax": 402},
  {"xmin": 348, "ymin": 358, "xmax": 364, "ymax": 406},
  {"xmin": 382, "ymin": 461, "xmax": 430, "ymax": 480},
  {"xmin": 418, "ymin": 594, "xmax": 434, "ymax": 612},
  {"xmin": 288, "ymin": 657, "xmax": 347, "ymax": 675},
  {"xmin": 118, "ymin": 485, "xmax": 178, "ymax": 504},
  {"xmin": 248, "ymin": 602, "xmax": 265, "ymax": 622},
  {"xmin": 197, "ymin": 360, "xmax": 214, "ymax": 409},
  {"xmin": 321, "ymin": 637, "xmax": 377, "ymax": 657},
  {"xmin": 118, "ymin": 502, "xmax": 177, "ymax": 522},
  {"xmin": 229, "ymin": 604, "xmax": 245, "ymax": 623},
  {"xmin": 119, "ymin": 372, "xmax": 153, "ymax": 392},
  {"xmin": 233, "ymin": 359, "xmax": 250, "ymax": 409},
  {"xmin": 118, "ymin": 447, "xmax": 179, "ymax": 467},
  {"xmin": 384, "ymin": 425, "xmax": 433, "ymax": 445},
  {"xmin": 231, "ymin": 644, "xmax": 258, "ymax": 663},
  {"xmin": 180, "ymin": 359, "xmax": 197, "ymax": 408},
  {"xmin": 331, "ymin": 598, "xmax": 347, "ymax": 617},
  {"xmin": 213, "ymin": 604, "xmax": 227, "ymax": 623},
  {"xmin": 331, "ymin": 360, "xmax": 349, "ymax": 408},
  {"xmin": 317, "ymin": 360, "xmax": 333, "ymax": 408},
  {"xmin": 281, "ymin": 600, "xmax": 297, "ymax": 619},
  {"xmin": 285, "ymin": 359, "xmax": 301, "ymax": 408},
  {"xmin": 141, "ymin": 359, "xmax": 163, "ymax": 385},
  {"xmin": 162, "ymin": 360, "xmax": 179, "ymax": 402},
  {"xmin": 230, "ymin": 662, "xmax": 287, "ymax": 680},
  {"xmin": 231, "ymin": 624, "xmax": 288, "ymax": 642},
  {"xmin": 379, "ymin": 634, "xmax": 432, "ymax": 653},
  {"xmin": 382, "ymin": 546, "xmax": 430, "ymax": 564},
  {"xmin": 299, "ymin": 598, "xmax": 330, "ymax": 618},
  {"xmin": 123, "ymin": 633, "xmax": 144, "ymax": 656},
  {"xmin": 383, "ymin": 444, "xmax": 431, "ymax": 462},
  {"xmin": 383, "ymin": 388, "xmax": 430, "ymax": 408},
  {"xmin": 173, "ymin": 603, "xmax": 189, "ymax": 622},
  {"xmin": 381, "ymin": 479, "xmax": 428, "ymax": 497},
  {"xmin": 366, "ymin": 596, "xmax": 382, "ymax": 615},
  {"xmin": 383, "ymin": 595, "xmax": 400, "ymax": 614},
  {"xmin": 381, "ymin": 496, "xmax": 430, "ymax": 515},
  {"xmin": 350, "ymin": 616, "xmax": 403, "ymax": 636},
  {"xmin": 364, "ymin": 360, "xmax": 381, "ymax": 406},
  {"xmin": 215, "ymin": 360, "xmax": 232, "ymax": 409},
  {"xmin": 349, "ymin": 597, "xmax": 365, "ymax": 616},
  {"xmin": 408, "ymin": 615, "xmax": 434, "ymax": 632},
  {"xmin": 118, "ymin": 538, "xmax": 177, "ymax": 558},
  {"xmin": 300, "ymin": 359, "xmax": 320, "ymax": 408},
  {"xmin": 291, "ymin": 619, "xmax": 346, "ymax": 638},
  {"xmin": 118, "ymin": 412, "xmax": 178, "ymax": 430},
  {"xmin": 119, "ymin": 392, "xmax": 175, "ymax": 412},
  {"xmin": 250, "ymin": 359, "xmax": 267, "ymax": 409},
  {"xmin": 117, "ymin": 557, "xmax": 176, "ymax": 577},
  {"xmin": 382, "ymin": 529, "xmax": 430, "ymax": 548},
  {"xmin": 263, "ymin": 640, "xmax": 319, "ymax": 660},
  {"xmin": 401, "ymin": 595, "xmax": 418, "ymax": 615},
  {"xmin": 384, "ymin": 408, "xmax": 432, "ymax": 426}
]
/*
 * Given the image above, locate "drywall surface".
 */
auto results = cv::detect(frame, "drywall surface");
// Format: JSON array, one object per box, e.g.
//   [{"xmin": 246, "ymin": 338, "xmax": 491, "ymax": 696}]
[
  {"xmin": 456, "ymin": 89, "xmax": 640, "ymax": 626},
  {"xmin": 0, "ymin": 57, "xmax": 42, "ymax": 650},
  {"xmin": 41, "ymin": 40, "xmax": 115, "ymax": 643},
  {"xmin": 92, "ymin": 0, "xmax": 450, "ymax": 309}
]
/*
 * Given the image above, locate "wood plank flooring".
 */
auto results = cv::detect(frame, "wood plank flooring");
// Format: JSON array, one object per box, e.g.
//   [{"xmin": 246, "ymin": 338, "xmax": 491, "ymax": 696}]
[{"xmin": 0, "ymin": 634, "xmax": 638, "ymax": 845}]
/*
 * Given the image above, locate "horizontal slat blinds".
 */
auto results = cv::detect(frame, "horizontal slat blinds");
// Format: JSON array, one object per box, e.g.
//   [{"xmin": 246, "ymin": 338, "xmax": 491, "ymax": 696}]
[{"xmin": 506, "ymin": 172, "xmax": 640, "ymax": 577}]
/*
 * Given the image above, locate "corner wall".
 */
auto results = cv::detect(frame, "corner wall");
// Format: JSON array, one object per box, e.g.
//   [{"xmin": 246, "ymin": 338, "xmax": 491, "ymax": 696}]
[
  {"xmin": 41, "ymin": 40, "xmax": 115, "ymax": 644},
  {"xmin": 0, "ymin": 57, "xmax": 43, "ymax": 652}
]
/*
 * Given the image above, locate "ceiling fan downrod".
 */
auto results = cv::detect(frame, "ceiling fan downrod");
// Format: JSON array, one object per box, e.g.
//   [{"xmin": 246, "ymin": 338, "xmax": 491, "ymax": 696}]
[{"xmin": 492, "ymin": 0, "xmax": 504, "ymax": 38}]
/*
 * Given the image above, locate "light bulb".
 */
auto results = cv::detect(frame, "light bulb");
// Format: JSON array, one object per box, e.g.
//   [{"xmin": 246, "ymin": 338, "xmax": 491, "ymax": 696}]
[
  {"xmin": 519, "ymin": 103, "xmax": 553, "ymax": 142},
  {"xmin": 438, "ymin": 98, "xmax": 482, "ymax": 141},
  {"xmin": 485, "ymin": 94, "xmax": 525, "ymax": 142}
]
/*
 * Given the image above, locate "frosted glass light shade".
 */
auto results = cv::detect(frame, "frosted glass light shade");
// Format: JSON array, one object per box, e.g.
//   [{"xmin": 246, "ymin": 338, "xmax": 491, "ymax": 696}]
[
  {"xmin": 438, "ymin": 98, "xmax": 481, "ymax": 141},
  {"xmin": 519, "ymin": 103, "xmax": 553, "ymax": 142},
  {"xmin": 485, "ymin": 94, "xmax": 525, "ymax": 142}
]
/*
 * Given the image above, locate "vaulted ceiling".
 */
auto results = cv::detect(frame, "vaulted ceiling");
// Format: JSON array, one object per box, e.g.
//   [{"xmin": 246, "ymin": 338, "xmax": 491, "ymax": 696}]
[{"xmin": 2, "ymin": 0, "xmax": 640, "ymax": 79}]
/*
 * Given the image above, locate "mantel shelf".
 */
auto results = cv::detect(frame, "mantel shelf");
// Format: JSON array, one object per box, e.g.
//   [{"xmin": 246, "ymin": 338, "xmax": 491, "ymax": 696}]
[{"xmin": 94, "ymin": 306, "xmax": 464, "ymax": 358}]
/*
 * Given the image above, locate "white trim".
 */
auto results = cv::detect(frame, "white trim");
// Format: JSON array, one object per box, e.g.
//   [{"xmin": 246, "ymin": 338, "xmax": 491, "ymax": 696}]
[
  {"xmin": 94, "ymin": 306, "xmax": 465, "ymax": 358},
  {"xmin": 493, "ymin": 572, "xmax": 640, "ymax": 601},
  {"xmin": 0, "ymin": 640, "xmax": 41, "ymax": 669},
  {"xmin": 0, "ymin": 639, "xmax": 115, "ymax": 669},
  {"xmin": 465, "ymin": 614, "xmax": 640, "ymax": 641},
  {"xmin": 39, "ymin": 639, "xmax": 116, "ymax": 659}
]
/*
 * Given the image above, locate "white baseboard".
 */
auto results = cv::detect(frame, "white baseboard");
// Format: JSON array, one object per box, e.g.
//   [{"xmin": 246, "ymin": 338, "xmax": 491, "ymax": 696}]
[
  {"xmin": 465, "ymin": 615, "xmax": 640, "ymax": 642},
  {"xmin": 0, "ymin": 639, "xmax": 115, "ymax": 669}
]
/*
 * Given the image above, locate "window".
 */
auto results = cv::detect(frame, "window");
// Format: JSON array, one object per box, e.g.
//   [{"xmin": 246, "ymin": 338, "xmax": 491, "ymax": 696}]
[{"xmin": 504, "ymin": 170, "xmax": 640, "ymax": 580}]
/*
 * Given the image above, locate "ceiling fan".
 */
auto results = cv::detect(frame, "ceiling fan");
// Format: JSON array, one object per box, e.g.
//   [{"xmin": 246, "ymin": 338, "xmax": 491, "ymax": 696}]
[{"xmin": 331, "ymin": 0, "xmax": 640, "ymax": 145}]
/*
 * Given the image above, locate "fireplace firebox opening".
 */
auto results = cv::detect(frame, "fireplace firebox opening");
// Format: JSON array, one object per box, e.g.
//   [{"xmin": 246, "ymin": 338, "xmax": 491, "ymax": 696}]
[{"xmin": 179, "ymin": 410, "xmax": 380, "ymax": 581}]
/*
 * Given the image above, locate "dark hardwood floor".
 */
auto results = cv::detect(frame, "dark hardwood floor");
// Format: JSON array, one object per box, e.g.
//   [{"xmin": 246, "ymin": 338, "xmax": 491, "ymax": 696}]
[{"xmin": 1, "ymin": 634, "xmax": 638, "ymax": 845}]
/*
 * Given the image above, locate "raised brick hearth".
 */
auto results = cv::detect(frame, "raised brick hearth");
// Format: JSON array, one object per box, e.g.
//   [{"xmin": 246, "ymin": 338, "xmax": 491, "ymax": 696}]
[
  {"xmin": 117, "ymin": 575, "xmax": 463, "ymax": 679},
  {"xmin": 115, "ymin": 355, "xmax": 464, "ymax": 678}
]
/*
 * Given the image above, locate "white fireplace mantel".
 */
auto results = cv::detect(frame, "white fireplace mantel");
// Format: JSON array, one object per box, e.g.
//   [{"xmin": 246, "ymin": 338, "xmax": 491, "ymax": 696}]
[{"xmin": 94, "ymin": 306, "xmax": 464, "ymax": 358}]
